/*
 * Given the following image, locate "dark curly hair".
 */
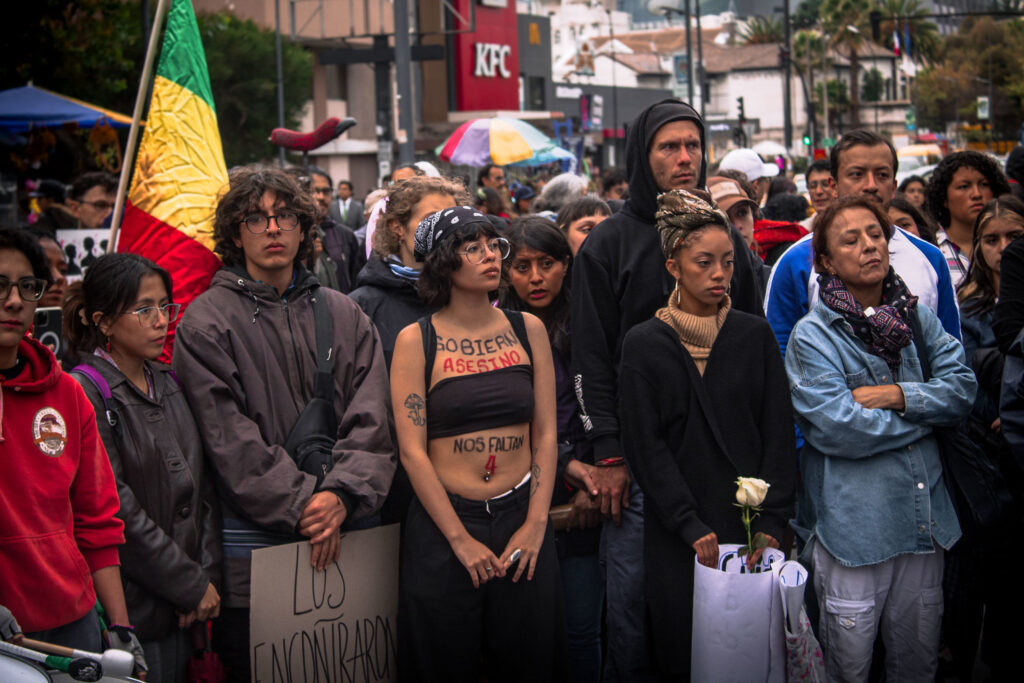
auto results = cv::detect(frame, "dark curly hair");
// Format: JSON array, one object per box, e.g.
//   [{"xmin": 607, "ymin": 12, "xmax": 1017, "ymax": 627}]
[
  {"xmin": 213, "ymin": 164, "xmax": 316, "ymax": 268},
  {"xmin": 418, "ymin": 221, "xmax": 503, "ymax": 307},
  {"xmin": 924, "ymin": 151, "xmax": 1011, "ymax": 229},
  {"xmin": 812, "ymin": 196, "xmax": 893, "ymax": 274}
]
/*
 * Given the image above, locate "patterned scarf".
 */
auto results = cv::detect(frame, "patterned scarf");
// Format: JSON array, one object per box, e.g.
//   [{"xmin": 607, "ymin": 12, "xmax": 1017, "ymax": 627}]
[
  {"xmin": 817, "ymin": 268, "xmax": 918, "ymax": 376},
  {"xmin": 655, "ymin": 189, "xmax": 730, "ymax": 258}
]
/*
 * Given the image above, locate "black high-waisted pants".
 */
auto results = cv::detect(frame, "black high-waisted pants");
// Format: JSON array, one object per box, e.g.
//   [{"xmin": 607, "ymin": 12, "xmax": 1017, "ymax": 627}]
[{"xmin": 398, "ymin": 481, "xmax": 567, "ymax": 683}]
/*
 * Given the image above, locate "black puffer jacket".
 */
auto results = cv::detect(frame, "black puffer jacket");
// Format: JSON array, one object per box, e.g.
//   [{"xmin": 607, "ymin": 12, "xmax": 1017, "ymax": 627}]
[
  {"xmin": 349, "ymin": 256, "xmax": 437, "ymax": 368},
  {"xmin": 570, "ymin": 99, "xmax": 767, "ymax": 460},
  {"xmin": 73, "ymin": 356, "xmax": 220, "ymax": 640}
]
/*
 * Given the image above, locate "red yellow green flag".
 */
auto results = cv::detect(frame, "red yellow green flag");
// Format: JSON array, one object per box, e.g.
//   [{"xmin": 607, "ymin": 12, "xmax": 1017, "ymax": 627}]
[{"xmin": 119, "ymin": 0, "xmax": 227, "ymax": 351}]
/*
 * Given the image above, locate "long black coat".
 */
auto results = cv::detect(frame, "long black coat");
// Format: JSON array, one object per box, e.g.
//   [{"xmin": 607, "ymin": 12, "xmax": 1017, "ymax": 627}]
[{"xmin": 618, "ymin": 311, "xmax": 796, "ymax": 678}]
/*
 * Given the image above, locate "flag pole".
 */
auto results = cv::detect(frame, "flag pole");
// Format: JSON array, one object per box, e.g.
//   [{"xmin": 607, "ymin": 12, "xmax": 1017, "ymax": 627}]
[{"xmin": 107, "ymin": 0, "xmax": 172, "ymax": 254}]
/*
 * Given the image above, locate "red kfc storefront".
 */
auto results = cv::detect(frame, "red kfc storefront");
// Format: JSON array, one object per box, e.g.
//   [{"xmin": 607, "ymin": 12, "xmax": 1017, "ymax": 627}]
[{"xmin": 449, "ymin": 0, "xmax": 520, "ymax": 112}]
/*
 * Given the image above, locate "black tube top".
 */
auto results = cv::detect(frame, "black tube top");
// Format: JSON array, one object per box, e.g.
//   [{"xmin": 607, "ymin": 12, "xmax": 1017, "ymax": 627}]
[
  {"xmin": 427, "ymin": 364, "xmax": 534, "ymax": 439},
  {"xmin": 418, "ymin": 310, "xmax": 535, "ymax": 440}
]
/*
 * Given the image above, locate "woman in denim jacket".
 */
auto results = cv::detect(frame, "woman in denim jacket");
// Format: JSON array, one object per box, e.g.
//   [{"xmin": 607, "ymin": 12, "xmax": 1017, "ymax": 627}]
[{"xmin": 785, "ymin": 196, "xmax": 976, "ymax": 683}]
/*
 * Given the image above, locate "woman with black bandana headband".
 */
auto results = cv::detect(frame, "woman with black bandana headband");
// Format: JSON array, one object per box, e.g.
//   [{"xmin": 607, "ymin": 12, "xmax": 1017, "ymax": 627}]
[
  {"xmin": 618, "ymin": 190, "xmax": 795, "ymax": 679},
  {"xmin": 390, "ymin": 207, "xmax": 567, "ymax": 681}
]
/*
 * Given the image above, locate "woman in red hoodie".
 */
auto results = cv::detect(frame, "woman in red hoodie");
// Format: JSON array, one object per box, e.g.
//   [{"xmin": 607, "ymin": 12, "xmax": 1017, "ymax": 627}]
[{"xmin": 0, "ymin": 229, "xmax": 144, "ymax": 674}]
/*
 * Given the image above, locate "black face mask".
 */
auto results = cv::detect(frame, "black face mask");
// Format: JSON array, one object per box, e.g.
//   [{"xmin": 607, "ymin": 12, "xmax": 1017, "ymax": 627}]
[{"xmin": 624, "ymin": 99, "xmax": 707, "ymax": 222}]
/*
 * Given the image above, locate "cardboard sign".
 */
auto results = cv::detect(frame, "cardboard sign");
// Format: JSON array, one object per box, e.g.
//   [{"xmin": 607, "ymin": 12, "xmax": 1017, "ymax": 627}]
[{"xmin": 250, "ymin": 525, "xmax": 400, "ymax": 683}]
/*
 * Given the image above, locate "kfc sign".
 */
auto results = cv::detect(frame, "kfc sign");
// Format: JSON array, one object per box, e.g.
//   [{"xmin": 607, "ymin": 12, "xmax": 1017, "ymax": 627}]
[
  {"xmin": 474, "ymin": 43, "xmax": 512, "ymax": 78},
  {"xmin": 452, "ymin": 0, "xmax": 519, "ymax": 110}
]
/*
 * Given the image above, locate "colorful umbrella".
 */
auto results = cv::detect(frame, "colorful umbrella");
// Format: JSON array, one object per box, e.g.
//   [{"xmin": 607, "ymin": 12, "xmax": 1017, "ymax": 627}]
[
  {"xmin": 508, "ymin": 144, "xmax": 576, "ymax": 167},
  {"xmin": 436, "ymin": 117, "xmax": 569, "ymax": 167}
]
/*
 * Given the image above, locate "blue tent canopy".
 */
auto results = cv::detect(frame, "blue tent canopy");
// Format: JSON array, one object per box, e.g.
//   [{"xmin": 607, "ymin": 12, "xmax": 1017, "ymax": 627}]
[{"xmin": 0, "ymin": 84, "xmax": 133, "ymax": 134}]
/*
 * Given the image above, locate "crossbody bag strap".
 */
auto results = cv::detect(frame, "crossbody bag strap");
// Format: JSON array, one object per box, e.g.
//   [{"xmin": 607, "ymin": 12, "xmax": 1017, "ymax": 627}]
[
  {"xmin": 418, "ymin": 316, "xmax": 436, "ymax": 390},
  {"xmin": 71, "ymin": 364, "xmax": 123, "ymax": 437},
  {"xmin": 502, "ymin": 309, "xmax": 533, "ymax": 363},
  {"xmin": 310, "ymin": 289, "xmax": 335, "ymax": 401}
]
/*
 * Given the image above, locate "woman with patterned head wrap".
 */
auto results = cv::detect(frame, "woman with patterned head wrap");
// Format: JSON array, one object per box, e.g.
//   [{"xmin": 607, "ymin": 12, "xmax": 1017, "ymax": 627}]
[{"xmin": 618, "ymin": 189, "xmax": 796, "ymax": 679}]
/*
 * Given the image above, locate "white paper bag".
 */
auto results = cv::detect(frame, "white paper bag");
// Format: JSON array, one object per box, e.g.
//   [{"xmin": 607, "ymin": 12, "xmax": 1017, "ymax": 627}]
[{"xmin": 691, "ymin": 544, "xmax": 786, "ymax": 683}]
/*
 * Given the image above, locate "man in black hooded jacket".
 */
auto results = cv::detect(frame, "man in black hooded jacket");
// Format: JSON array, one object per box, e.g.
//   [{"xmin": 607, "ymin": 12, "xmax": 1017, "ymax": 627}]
[{"xmin": 569, "ymin": 99, "xmax": 766, "ymax": 681}]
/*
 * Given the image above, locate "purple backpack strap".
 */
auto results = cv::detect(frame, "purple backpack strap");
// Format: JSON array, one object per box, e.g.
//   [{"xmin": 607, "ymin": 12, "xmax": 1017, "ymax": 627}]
[{"xmin": 72, "ymin": 364, "xmax": 121, "ymax": 433}]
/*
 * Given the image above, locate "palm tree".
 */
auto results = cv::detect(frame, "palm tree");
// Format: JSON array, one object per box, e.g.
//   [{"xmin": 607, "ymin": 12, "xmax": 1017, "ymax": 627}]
[
  {"xmin": 875, "ymin": 0, "xmax": 941, "ymax": 64},
  {"xmin": 741, "ymin": 16, "xmax": 785, "ymax": 45},
  {"xmin": 793, "ymin": 29, "xmax": 827, "ymax": 142},
  {"xmin": 821, "ymin": 0, "xmax": 873, "ymax": 127}
]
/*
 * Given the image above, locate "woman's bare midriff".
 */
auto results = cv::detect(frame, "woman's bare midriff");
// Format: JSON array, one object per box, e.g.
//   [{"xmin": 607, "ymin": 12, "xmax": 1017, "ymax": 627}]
[
  {"xmin": 426, "ymin": 316, "xmax": 534, "ymax": 500},
  {"xmin": 429, "ymin": 424, "xmax": 532, "ymax": 500}
]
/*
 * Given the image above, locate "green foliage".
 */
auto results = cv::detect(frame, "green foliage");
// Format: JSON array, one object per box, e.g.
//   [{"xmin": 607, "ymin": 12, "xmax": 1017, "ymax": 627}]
[
  {"xmin": 874, "ymin": 0, "xmax": 941, "ymax": 64},
  {"xmin": 196, "ymin": 12, "xmax": 312, "ymax": 166},
  {"xmin": 815, "ymin": 78, "xmax": 852, "ymax": 130},
  {"xmin": 913, "ymin": 17, "xmax": 1024, "ymax": 139},
  {"xmin": 741, "ymin": 16, "xmax": 785, "ymax": 45},
  {"xmin": 4, "ymin": 2, "xmax": 313, "ymax": 168},
  {"xmin": 862, "ymin": 67, "xmax": 884, "ymax": 102},
  {"xmin": 793, "ymin": 0, "xmax": 825, "ymax": 30},
  {"xmin": 3, "ymin": 0, "xmax": 145, "ymax": 115},
  {"xmin": 821, "ymin": 0, "xmax": 873, "ymax": 126}
]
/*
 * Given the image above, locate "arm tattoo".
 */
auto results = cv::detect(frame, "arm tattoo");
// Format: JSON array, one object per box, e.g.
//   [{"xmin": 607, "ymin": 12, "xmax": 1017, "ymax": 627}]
[
  {"xmin": 403, "ymin": 393, "xmax": 426, "ymax": 426},
  {"xmin": 531, "ymin": 461, "xmax": 541, "ymax": 497}
]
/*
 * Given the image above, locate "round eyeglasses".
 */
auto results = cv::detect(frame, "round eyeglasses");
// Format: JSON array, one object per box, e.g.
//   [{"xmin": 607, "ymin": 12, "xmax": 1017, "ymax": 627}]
[
  {"xmin": 458, "ymin": 237, "xmax": 511, "ymax": 264},
  {"xmin": 0, "ymin": 276, "xmax": 48, "ymax": 302},
  {"xmin": 241, "ymin": 210, "xmax": 300, "ymax": 234},
  {"xmin": 127, "ymin": 303, "xmax": 181, "ymax": 327}
]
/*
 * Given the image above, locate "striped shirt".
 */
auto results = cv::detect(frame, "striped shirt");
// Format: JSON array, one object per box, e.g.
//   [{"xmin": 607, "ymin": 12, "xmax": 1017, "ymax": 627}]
[{"xmin": 936, "ymin": 227, "xmax": 970, "ymax": 288}]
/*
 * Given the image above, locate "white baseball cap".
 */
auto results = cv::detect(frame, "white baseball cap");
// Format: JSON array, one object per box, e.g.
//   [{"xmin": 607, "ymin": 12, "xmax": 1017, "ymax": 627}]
[{"xmin": 718, "ymin": 148, "xmax": 780, "ymax": 184}]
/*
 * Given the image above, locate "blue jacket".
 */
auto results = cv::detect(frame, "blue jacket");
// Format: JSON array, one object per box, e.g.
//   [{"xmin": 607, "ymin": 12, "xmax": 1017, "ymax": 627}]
[
  {"xmin": 766, "ymin": 228, "xmax": 961, "ymax": 358},
  {"xmin": 786, "ymin": 303, "xmax": 975, "ymax": 567}
]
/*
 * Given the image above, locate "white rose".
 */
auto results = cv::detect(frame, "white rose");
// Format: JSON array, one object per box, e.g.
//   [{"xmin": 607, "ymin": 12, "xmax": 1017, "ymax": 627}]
[{"xmin": 735, "ymin": 477, "xmax": 770, "ymax": 507}]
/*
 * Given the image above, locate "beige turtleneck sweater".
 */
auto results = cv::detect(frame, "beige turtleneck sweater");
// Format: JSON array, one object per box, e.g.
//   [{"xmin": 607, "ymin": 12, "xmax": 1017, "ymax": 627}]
[{"xmin": 655, "ymin": 292, "xmax": 731, "ymax": 376}]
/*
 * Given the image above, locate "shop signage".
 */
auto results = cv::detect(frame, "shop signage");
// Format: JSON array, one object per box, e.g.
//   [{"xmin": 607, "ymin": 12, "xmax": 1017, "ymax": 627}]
[
  {"xmin": 474, "ymin": 43, "xmax": 512, "ymax": 78},
  {"xmin": 452, "ymin": 0, "xmax": 519, "ymax": 110}
]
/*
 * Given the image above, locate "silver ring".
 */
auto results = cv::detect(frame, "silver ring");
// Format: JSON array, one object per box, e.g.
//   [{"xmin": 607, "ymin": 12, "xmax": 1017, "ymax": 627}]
[{"xmin": 485, "ymin": 567, "xmax": 492, "ymax": 573}]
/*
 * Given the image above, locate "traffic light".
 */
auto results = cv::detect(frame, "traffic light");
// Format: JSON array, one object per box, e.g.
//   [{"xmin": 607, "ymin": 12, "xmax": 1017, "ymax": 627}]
[
  {"xmin": 802, "ymin": 133, "xmax": 811, "ymax": 147},
  {"xmin": 778, "ymin": 46, "xmax": 790, "ymax": 69},
  {"xmin": 737, "ymin": 97, "xmax": 746, "ymax": 125}
]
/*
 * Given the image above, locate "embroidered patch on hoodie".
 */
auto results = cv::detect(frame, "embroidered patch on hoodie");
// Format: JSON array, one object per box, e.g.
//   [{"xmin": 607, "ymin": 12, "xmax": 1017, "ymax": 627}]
[{"xmin": 33, "ymin": 407, "xmax": 67, "ymax": 457}]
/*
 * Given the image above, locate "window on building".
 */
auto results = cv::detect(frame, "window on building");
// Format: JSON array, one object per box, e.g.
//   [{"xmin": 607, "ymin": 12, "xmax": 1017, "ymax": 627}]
[{"xmin": 527, "ymin": 76, "xmax": 546, "ymax": 111}]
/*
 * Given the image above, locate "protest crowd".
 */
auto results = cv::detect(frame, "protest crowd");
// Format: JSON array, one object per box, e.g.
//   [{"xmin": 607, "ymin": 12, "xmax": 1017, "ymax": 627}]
[{"xmin": 7, "ymin": 95, "xmax": 1024, "ymax": 683}]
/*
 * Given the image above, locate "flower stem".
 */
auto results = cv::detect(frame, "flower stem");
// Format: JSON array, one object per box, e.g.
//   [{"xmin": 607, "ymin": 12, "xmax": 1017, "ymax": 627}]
[{"xmin": 743, "ymin": 505, "xmax": 752, "ymax": 553}]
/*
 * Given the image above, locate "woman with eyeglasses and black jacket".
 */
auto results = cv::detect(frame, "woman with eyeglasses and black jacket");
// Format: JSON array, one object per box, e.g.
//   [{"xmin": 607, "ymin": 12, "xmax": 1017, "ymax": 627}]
[{"xmin": 64, "ymin": 253, "xmax": 221, "ymax": 683}]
